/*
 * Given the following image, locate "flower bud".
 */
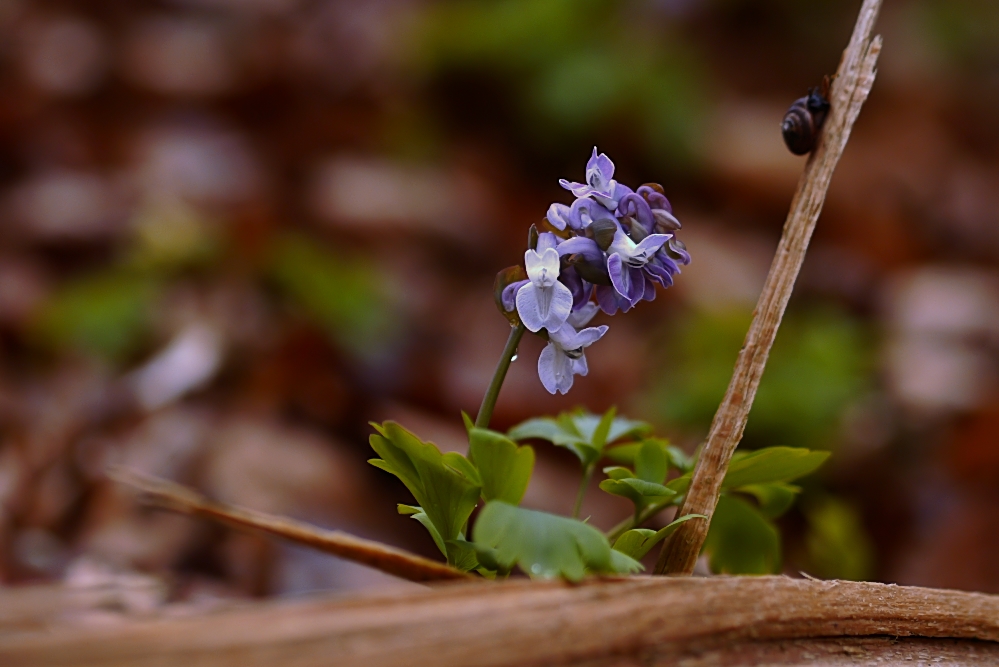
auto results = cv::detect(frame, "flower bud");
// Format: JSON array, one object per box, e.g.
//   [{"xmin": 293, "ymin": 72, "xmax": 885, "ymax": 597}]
[
  {"xmin": 494, "ymin": 265, "xmax": 527, "ymax": 326},
  {"xmin": 585, "ymin": 218, "xmax": 617, "ymax": 251},
  {"xmin": 653, "ymin": 208, "xmax": 681, "ymax": 233}
]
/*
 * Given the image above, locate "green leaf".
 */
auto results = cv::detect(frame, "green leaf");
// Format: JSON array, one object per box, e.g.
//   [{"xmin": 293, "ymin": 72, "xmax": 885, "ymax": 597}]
[
  {"xmin": 461, "ymin": 411, "xmax": 475, "ymax": 433},
  {"xmin": 737, "ymin": 482, "xmax": 800, "ymax": 520},
  {"xmin": 635, "ymin": 440, "xmax": 667, "ymax": 484},
  {"xmin": 398, "ymin": 504, "xmax": 445, "ymax": 556},
  {"xmin": 472, "ymin": 501, "xmax": 640, "ymax": 580},
  {"xmin": 444, "ymin": 538, "xmax": 494, "ymax": 573},
  {"xmin": 652, "ymin": 447, "xmax": 827, "ymax": 504},
  {"xmin": 606, "ymin": 438, "xmax": 689, "ymax": 472},
  {"xmin": 609, "ymin": 549, "xmax": 644, "ymax": 574},
  {"xmin": 370, "ymin": 421, "xmax": 481, "ymax": 566},
  {"xmin": 665, "ymin": 473, "xmax": 691, "ymax": 496},
  {"xmin": 602, "ymin": 466, "xmax": 635, "ymax": 480},
  {"xmin": 599, "ymin": 478, "xmax": 675, "ymax": 508},
  {"xmin": 703, "ymin": 494, "xmax": 780, "ymax": 575},
  {"xmin": 507, "ymin": 417, "xmax": 571, "ymax": 444},
  {"xmin": 508, "ymin": 409, "xmax": 651, "ymax": 467},
  {"xmin": 591, "ymin": 406, "xmax": 616, "ymax": 451},
  {"xmin": 722, "ymin": 447, "xmax": 830, "ymax": 489},
  {"xmin": 467, "ymin": 428, "xmax": 535, "ymax": 505},
  {"xmin": 612, "ymin": 514, "xmax": 706, "ymax": 560}
]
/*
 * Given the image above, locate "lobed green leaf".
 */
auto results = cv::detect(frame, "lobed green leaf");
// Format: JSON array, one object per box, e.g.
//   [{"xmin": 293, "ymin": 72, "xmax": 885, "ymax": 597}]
[
  {"xmin": 722, "ymin": 447, "xmax": 830, "ymax": 489},
  {"xmin": 612, "ymin": 514, "xmax": 706, "ymax": 560},
  {"xmin": 370, "ymin": 421, "xmax": 481, "ymax": 566},
  {"xmin": 473, "ymin": 501, "xmax": 640, "ymax": 580},
  {"xmin": 467, "ymin": 428, "xmax": 535, "ymax": 505}
]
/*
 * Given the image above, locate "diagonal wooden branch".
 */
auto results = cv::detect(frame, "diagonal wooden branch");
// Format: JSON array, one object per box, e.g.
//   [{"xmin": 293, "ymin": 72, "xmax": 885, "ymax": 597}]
[
  {"xmin": 108, "ymin": 467, "xmax": 472, "ymax": 584},
  {"xmin": 655, "ymin": 0, "xmax": 884, "ymax": 575}
]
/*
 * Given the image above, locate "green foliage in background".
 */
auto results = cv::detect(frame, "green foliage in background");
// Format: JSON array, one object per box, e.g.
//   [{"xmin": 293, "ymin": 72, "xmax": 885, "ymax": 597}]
[
  {"xmin": 33, "ymin": 271, "xmax": 159, "ymax": 363},
  {"xmin": 651, "ymin": 307, "xmax": 871, "ymax": 451},
  {"xmin": 413, "ymin": 0, "xmax": 710, "ymax": 163},
  {"xmin": 918, "ymin": 0, "xmax": 999, "ymax": 71},
  {"xmin": 269, "ymin": 235, "xmax": 397, "ymax": 358},
  {"xmin": 802, "ymin": 495, "xmax": 875, "ymax": 581}
]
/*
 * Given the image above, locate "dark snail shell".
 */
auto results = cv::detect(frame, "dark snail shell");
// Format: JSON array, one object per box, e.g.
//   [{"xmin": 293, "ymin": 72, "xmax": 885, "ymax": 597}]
[{"xmin": 781, "ymin": 88, "xmax": 830, "ymax": 155}]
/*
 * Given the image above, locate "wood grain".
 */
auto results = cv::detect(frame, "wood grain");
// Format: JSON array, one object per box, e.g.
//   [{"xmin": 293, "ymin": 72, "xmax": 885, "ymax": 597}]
[
  {"xmin": 1, "ymin": 576, "xmax": 996, "ymax": 666},
  {"xmin": 655, "ymin": 0, "xmax": 885, "ymax": 575}
]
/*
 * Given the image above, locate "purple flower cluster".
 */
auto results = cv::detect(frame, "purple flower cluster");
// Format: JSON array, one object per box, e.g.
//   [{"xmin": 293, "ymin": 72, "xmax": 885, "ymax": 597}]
[{"xmin": 504, "ymin": 148, "xmax": 690, "ymax": 395}]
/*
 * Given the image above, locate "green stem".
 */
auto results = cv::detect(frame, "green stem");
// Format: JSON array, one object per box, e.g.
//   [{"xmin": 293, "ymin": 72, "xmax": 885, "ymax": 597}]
[
  {"xmin": 475, "ymin": 323, "xmax": 526, "ymax": 430},
  {"xmin": 572, "ymin": 463, "xmax": 596, "ymax": 519}
]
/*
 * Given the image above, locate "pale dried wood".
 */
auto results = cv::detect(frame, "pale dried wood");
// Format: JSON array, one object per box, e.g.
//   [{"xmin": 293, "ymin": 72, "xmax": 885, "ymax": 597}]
[
  {"xmin": 655, "ymin": 0, "xmax": 884, "ymax": 575},
  {"xmin": 108, "ymin": 467, "xmax": 471, "ymax": 584},
  {"xmin": 1, "ymin": 576, "xmax": 997, "ymax": 666}
]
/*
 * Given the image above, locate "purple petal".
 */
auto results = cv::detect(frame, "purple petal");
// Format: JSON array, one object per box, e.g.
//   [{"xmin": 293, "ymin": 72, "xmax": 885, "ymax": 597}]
[
  {"xmin": 617, "ymin": 193, "xmax": 655, "ymax": 229},
  {"xmin": 559, "ymin": 179, "xmax": 596, "ymax": 199},
  {"xmin": 607, "ymin": 253, "xmax": 631, "ymax": 299},
  {"xmin": 571, "ymin": 353, "xmax": 588, "ymax": 378},
  {"xmin": 642, "ymin": 274, "xmax": 657, "ymax": 302},
  {"xmin": 546, "ymin": 203, "xmax": 571, "ymax": 231},
  {"xmin": 626, "ymin": 267, "xmax": 646, "ymax": 306},
  {"xmin": 525, "ymin": 247, "xmax": 560, "ymax": 287},
  {"xmin": 573, "ymin": 324, "xmax": 608, "ymax": 348},
  {"xmin": 557, "ymin": 235, "xmax": 602, "ymax": 261},
  {"xmin": 571, "ymin": 197, "xmax": 616, "ymax": 230},
  {"xmin": 637, "ymin": 185, "xmax": 671, "ymax": 213},
  {"xmin": 593, "ymin": 181, "xmax": 633, "ymax": 210},
  {"xmin": 501, "ymin": 279, "xmax": 529, "ymax": 312},
  {"xmin": 633, "ymin": 233, "xmax": 672, "ymax": 258},
  {"xmin": 536, "ymin": 231, "xmax": 558, "ymax": 253},
  {"xmin": 586, "ymin": 147, "xmax": 615, "ymax": 190},
  {"xmin": 567, "ymin": 301, "xmax": 600, "ymax": 329},
  {"xmin": 545, "ymin": 281, "xmax": 574, "ymax": 332},
  {"xmin": 595, "ymin": 285, "xmax": 620, "ymax": 315},
  {"xmin": 668, "ymin": 238, "xmax": 691, "ymax": 265},
  {"xmin": 517, "ymin": 282, "xmax": 573, "ymax": 333},
  {"xmin": 537, "ymin": 344, "xmax": 559, "ymax": 394},
  {"xmin": 645, "ymin": 261, "xmax": 675, "ymax": 288},
  {"xmin": 559, "ymin": 266, "xmax": 593, "ymax": 311}
]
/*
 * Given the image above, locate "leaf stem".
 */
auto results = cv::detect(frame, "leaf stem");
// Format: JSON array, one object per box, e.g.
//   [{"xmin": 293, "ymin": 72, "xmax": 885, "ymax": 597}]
[
  {"xmin": 475, "ymin": 323, "xmax": 526, "ymax": 430},
  {"xmin": 572, "ymin": 463, "xmax": 596, "ymax": 519}
]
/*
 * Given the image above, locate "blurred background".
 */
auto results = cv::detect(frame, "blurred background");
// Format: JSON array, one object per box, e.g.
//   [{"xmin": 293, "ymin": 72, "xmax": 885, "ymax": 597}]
[{"xmin": 1, "ymin": 0, "xmax": 998, "ymax": 608}]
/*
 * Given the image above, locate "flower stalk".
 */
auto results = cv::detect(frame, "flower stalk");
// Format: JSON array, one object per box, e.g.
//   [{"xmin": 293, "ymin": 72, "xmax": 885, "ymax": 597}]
[{"xmin": 475, "ymin": 323, "xmax": 526, "ymax": 429}]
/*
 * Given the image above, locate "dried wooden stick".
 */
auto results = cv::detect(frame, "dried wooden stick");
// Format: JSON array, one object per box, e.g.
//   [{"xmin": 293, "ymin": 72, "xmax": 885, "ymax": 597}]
[
  {"xmin": 108, "ymin": 467, "xmax": 471, "ymax": 583},
  {"xmin": 655, "ymin": 0, "xmax": 884, "ymax": 575},
  {"xmin": 3, "ymin": 576, "xmax": 998, "ymax": 666}
]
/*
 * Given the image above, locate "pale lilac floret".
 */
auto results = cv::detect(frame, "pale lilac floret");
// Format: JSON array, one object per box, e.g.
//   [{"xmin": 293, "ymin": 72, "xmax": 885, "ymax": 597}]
[
  {"xmin": 537, "ymin": 303, "xmax": 607, "ymax": 395},
  {"xmin": 515, "ymin": 233, "xmax": 573, "ymax": 333},
  {"xmin": 604, "ymin": 229, "xmax": 671, "ymax": 305},
  {"xmin": 547, "ymin": 197, "xmax": 615, "ymax": 232},
  {"xmin": 559, "ymin": 147, "xmax": 632, "ymax": 210}
]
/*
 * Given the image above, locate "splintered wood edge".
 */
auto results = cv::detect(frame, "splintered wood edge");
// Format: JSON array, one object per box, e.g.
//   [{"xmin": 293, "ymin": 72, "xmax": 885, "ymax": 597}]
[{"xmin": 0, "ymin": 577, "xmax": 996, "ymax": 667}]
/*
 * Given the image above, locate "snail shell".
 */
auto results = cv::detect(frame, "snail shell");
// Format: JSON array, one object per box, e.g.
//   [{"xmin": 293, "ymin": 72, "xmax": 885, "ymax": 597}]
[{"xmin": 781, "ymin": 88, "xmax": 830, "ymax": 155}]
